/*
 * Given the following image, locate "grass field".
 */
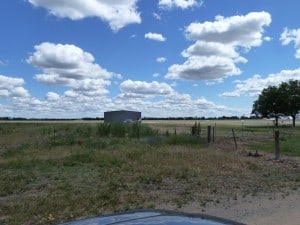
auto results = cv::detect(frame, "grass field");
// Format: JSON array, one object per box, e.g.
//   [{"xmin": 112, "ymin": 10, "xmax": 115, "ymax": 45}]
[{"xmin": 0, "ymin": 120, "xmax": 299, "ymax": 224}]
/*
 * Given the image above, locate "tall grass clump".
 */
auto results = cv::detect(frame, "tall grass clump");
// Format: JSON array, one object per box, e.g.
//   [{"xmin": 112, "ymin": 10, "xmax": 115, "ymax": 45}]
[
  {"xmin": 110, "ymin": 123, "xmax": 127, "ymax": 137},
  {"xmin": 191, "ymin": 122, "xmax": 201, "ymax": 136},
  {"xmin": 166, "ymin": 134, "xmax": 203, "ymax": 146},
  {"xmin": 75, "ymin": 125, "xmax": 93, "ymax": 138},
  {"xmin": 135, "ymin": 123, "xmax": 157, "ymax": 137},
  {"xmin": 97, "ymin": 123, "xmax": 157, "ymax": 138},
  {"xmin": 97, "ymin": 123, "xmax": 111, "ymax": 137}
]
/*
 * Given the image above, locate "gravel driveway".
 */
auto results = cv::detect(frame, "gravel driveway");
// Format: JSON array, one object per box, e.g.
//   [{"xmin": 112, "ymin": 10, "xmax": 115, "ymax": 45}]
[{"xmin": 195, "ymin": 190, "xmax": 300, "ymax": 225}]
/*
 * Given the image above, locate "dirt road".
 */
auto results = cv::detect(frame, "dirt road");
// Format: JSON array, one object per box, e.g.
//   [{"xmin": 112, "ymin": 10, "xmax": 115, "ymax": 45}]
[{"xmin": 201, "ymin": 190, "xmax": 300, "ymax": 225}]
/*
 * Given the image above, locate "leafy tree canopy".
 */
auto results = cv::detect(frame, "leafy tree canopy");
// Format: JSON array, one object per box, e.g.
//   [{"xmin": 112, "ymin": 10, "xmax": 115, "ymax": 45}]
[{"xmin": 252, "ymin": 80, "xmax": 300, "ymax": 127}]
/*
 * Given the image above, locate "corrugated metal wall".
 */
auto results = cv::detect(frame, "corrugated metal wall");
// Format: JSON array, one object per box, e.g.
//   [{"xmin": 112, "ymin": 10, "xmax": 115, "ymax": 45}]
[{"xmin": 104, "ymin": 110, "xmax": 141, "ymax": 123}]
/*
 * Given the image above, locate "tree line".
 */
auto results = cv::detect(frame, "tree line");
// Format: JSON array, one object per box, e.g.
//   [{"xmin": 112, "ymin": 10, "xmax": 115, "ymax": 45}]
[{"xmin": 252, "ymin": 80, "xmax": 300, "ymax": 127}]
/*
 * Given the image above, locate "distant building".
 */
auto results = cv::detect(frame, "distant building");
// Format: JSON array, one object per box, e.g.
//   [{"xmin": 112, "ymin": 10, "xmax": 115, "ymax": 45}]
[{"xmin": 104, "ymin": 110, "xmax": 141, "ymax": 123}]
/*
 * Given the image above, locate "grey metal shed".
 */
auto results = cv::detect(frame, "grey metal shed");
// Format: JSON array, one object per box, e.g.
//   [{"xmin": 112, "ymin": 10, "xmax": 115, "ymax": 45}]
[{"xmin": 104, "ymin": 110, "xmax": 141, "ymax": 123}]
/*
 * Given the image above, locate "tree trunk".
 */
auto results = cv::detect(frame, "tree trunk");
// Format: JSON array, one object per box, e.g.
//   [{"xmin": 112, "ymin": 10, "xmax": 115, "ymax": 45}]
[
  {"xmin": 292, "ymin": 115, "xmax": 296, "ymax": 127},
  {"xmin": 275, "ymin": 116, "xmax": 279, "ymax": 127}
]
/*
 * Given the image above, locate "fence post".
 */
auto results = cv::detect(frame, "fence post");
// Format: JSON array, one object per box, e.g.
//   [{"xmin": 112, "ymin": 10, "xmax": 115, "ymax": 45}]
[
  {"xmin": 212, "ymin": 127, "xmax": 215, "ymax": 142},
  {"xmin": 207, "ymin": 126, "xmax": 211, "ymax": 143},
  {"xmin": 53, "ymin": 128, "xmax": 56, "ymax": 142},
  {"xmin": 214, "ymin": 123, "xmax": 217, "ymax": 141},
  {"xmin": 232, "ymin": 129, "xmax": 237, "ymax": 150},
  {"xmin": 275, "ymin": 130, "xmax": 280, "ymax": 160}
]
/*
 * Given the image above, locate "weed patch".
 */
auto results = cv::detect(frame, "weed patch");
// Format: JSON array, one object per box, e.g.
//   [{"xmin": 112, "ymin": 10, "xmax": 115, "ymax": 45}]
[{"xmin": 0, "ymin": 121, "xmax": 299, "ymax": 225}]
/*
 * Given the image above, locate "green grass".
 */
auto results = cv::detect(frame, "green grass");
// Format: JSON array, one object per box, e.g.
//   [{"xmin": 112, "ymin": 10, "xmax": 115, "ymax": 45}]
[
  {"xmin": 249, "ymin": 137, "xmax": 300, "ymax": 157},
  {"xmin": 245, "ymin": 127, "xmax": 300, "ymax": 157},
  {"xmin": 0, "ymin": 121, "xmax": 299, "ymax": 224}
]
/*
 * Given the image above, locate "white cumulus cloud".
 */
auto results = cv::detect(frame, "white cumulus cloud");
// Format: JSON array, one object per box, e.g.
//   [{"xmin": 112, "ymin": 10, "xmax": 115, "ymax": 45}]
[
  {"xmin": 114, "ymin": 90, "xmax": 234, "ymax": 118},
  {"xmin": 185, "ymin": 11, "xmax": 271, "ymax": 47},
  {"xmin": 156, "ymin": 57, "xmax": 167, "ymax": 63},
  {"xmin": 280, "ymin": 27, "xmax": 300, "ymax": 58},
  {"xmin": 159, "ymin": 0, "xmax": 203, "ymax": 9},
  {"xmin": 27, "ymin": 42, "xmax": 117, "ymax": 97},
  {"xmin": 182, "ymin": 41, "xmax": 240, "ymax": 59},
  {"xmin": 120, "ymin": 80, "xmax": 174, "ymax": 95},
  {"xmin": 220, "ymin": 68, "xmax": 300, "ymax": 97},
  {"xmin": 0, "ymin": 75, "xmax": 30, "ymax": 98},
  {"xmin": 166, "ymin": 56, "xmax": 242, "ymax": 80},
  {"xmin": 145, "ymin": 32, "xmax": 166, "ymax": 42},
  {"xmin": 28, "ymin": 42, "xmax": 113, "ymax": 80},
  {"xmin": 46, "ymin": 92, "xmax": 60, "ymax": 101},
  {"xmin": 166, "ymin": 11, "xmax": 271, "ymax": 81},
  {"xmin": 27, "ymin": 0, "xmax": 141, "ymax": 31}
]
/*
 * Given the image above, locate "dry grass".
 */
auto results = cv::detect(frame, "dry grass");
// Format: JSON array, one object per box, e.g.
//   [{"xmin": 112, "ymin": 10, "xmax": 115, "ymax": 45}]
[{"xmin": 0, "ymin": 121, "xmax": 299, "ymax": 225}]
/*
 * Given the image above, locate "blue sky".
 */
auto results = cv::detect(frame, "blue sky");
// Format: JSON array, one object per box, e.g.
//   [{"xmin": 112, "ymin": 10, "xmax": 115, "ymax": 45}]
[{"xmin": 1, "ymin": 0, "xmax": 300, "ymax": 118}]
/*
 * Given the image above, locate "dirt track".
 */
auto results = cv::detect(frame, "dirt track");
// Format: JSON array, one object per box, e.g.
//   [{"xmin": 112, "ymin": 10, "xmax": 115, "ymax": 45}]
[{"xmin": 181, "ymin": 190, "xmax": 300, "ymax": 225}]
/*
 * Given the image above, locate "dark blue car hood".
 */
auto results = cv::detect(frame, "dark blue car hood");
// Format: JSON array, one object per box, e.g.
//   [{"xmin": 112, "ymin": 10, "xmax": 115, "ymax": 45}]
[{"xmin": 58, "ymin": 210, "xmax": 245, "ymax": 225}]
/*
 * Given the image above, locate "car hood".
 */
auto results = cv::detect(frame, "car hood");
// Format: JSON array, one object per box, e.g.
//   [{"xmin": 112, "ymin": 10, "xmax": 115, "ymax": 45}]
[{"xmin": 58, "ymin": 209, "xmax": 245, "ymax": 225}]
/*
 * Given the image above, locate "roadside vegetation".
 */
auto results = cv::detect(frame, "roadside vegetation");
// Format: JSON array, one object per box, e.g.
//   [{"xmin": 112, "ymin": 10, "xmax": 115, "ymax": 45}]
[
  {"xmin": 244, "ymin": 126, "xmax": 300, "ymax": 157},
  {"xmin": 0, "ymin": 121, "xmax": 299, "ymax": 225}
]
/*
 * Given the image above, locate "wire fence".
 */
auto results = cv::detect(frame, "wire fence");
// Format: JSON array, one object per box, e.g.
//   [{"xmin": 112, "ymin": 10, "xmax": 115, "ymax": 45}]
[{"xmin": 122, "ymin": 119, "xmax": 299, "ymax": 158}]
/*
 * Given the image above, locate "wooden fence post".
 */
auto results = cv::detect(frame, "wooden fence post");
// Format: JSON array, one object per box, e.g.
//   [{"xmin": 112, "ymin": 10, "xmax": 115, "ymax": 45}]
[
  {"xmin": 212, "ymin": 127, "xmax": 215, "ymax": 142},
  {"xmin": 232, "ymin": 129, "xmax": 237, "ymax": 150},
  {"xmin": 214, "ymin": 123, "xmax": 217, "ymax": 141},
  {"xmin": 53, "ymin": 128, "xmax": 56, "ymax": 142},
  {"xmin": 207, "ymin": 126, "xmax": 211, "ymax": 143},
  {"xmin": 275, "ymin": 130, "xmax": 280, "ymax": 160}
]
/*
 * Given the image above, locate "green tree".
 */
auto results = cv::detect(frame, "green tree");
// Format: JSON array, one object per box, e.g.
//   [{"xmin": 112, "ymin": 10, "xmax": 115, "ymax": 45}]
[
  {"xmin": 252, "ymin": 86, "xmax": 283, "ymax": 127},
  {"xmin": 278, "ymin": 80, "xmax": 300, "ymax": 127},
  {"xmin": 252, "ymin": 80, "xmax": 300, "ymax": 127}
]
